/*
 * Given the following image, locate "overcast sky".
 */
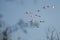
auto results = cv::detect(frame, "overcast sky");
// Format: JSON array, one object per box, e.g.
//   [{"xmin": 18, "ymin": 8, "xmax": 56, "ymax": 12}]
[{"xmin": 0, "ymin": 0, "xmax": 60, "ymax": 40}]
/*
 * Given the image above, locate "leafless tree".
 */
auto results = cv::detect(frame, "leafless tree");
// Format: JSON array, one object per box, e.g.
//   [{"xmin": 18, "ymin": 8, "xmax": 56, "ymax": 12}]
[{"xmin": 45, "ymin": 26, "xmax": 57, "ymax": 40}]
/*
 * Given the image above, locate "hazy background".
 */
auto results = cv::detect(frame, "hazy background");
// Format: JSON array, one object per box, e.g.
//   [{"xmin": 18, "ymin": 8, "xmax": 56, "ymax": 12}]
[{"xmin": 0, "ymin": 0, "xmax": 60, "ymax": 40}]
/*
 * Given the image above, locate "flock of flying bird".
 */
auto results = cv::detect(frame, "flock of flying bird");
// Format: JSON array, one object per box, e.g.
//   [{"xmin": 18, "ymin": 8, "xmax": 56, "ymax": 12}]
[
  {"xmin": 25, "ymin": 4, "xmax": 55, "ymax": 23},
  {"xmin": 0, "ymin": 0, "xmax": 55, "ymax": 40},
  {"xmin": 0, "ymin": 0, "xmax": 55, "ymax": 34}
]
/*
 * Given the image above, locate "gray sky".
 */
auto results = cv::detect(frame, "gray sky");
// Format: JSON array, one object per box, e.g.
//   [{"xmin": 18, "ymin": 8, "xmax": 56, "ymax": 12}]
[{"xmin": 0, "ymin": 0, "xmax": 60, "ymax": 40}]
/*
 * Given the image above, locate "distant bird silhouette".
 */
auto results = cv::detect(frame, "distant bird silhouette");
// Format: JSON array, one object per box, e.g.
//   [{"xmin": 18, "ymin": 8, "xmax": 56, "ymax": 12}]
[
  {"xmin": 25, "ymin": 12, "xmax": 28, "ymax": 14},
  {"xmin": 43, "ymin": 6, "xmax": 46, "ymax": 9},
  {"xmin": 47, "ymin": 5, "xmax": 50, "ymax": 8},
  {"xmin": 40, "ymin": 20, "xmax": 45, "ymax": 23},
  {"xmin": 37, "ymin": 10, "xmax": 40, "ymax": 12}
]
